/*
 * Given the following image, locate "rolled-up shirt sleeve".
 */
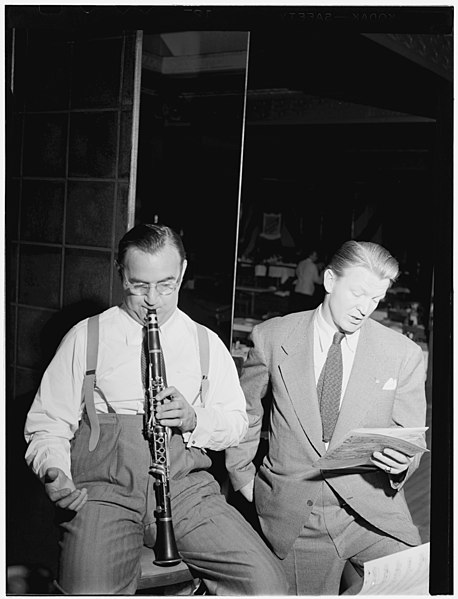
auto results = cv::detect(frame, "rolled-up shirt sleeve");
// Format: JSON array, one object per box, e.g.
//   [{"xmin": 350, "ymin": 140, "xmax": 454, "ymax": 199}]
[
  {"xmin": 24, "ymin": 326, "xmax": 86, "ymax": 481},
  {"xmin": 25, "ymin": 308, "xmax": 249, "ymax": 477},
  {"xmin": 185, "ymin": 331, "xmax": 248, "ymax": 451}
]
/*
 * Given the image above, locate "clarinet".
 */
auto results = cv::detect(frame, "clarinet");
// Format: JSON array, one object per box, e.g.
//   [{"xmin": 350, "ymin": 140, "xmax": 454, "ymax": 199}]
[{"xmin": 143, "ymin": 308, "xmax": 181, "ymax": 567}]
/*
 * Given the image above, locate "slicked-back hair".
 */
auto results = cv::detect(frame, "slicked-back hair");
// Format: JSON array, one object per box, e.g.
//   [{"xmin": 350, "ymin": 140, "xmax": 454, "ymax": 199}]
[
  {"xmin": 327, "ymin": 240, "xmax": 399, "ymax": 284},
  {"xmin": 117, "ymin": 224, "xmax": 186, "ymax": 268}
]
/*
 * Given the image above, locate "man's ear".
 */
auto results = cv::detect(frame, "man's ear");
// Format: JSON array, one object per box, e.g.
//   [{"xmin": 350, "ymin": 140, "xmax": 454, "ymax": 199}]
[
  {"xmin": 114, "ymin": 260, "xmax": 122, "ymax": 278},
  {"xmin": 180, "ymin": 259, "xmax": 188, "ymax": 281},
  {"xmin": 323, "ymin": 268, "xmax": 335, "ymax": 294}
]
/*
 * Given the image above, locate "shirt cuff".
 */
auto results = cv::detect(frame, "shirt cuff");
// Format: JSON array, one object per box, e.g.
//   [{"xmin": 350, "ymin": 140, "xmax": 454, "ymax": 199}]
[
  {"xmin": 389, "ymin": 469, "xmax": 408, "ymax": 490},
  {"xmin": 185, "ymin": 406, "xmax": 212, "ymax": 449}
]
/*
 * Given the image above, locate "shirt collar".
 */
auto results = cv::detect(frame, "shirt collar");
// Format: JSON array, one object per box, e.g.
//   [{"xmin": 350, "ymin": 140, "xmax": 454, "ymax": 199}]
[
  {"xmin": 315, "ymin": 304, "xmax": 360, "ymax": 353},
  {"xmin": 118, "ymin": 306, "xmax": 142, "ymax": 345},
  {"xmin": 119, "ymin": 305, "xmax": 181, "ymax": 345}
]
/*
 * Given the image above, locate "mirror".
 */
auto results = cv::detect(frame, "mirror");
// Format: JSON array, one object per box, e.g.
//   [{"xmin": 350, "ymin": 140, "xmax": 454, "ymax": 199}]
[
  {"xmin": 232, "ymin": 28, "xmax": 445, "ymax": 558},
  {"xmin": 136, "ymin": 31, "xmax": 249, "ymax": 348}
]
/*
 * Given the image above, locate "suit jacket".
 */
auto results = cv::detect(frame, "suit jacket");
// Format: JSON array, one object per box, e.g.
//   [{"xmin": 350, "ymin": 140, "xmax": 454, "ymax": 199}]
[{"xmin": 226, "ymin": 309, "xmax": 426, "ymax": 559}]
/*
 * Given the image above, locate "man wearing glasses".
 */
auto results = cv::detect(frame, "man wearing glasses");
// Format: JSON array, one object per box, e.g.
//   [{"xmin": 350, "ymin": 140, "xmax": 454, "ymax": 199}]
[{"xmin": 24, "ymin": 224, "xmax": 287, "ymax": 595}]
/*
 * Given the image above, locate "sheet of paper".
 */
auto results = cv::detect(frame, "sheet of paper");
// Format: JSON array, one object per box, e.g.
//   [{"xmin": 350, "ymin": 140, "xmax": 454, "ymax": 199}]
[
  {"xmin": 358, "ymin": 543, "xmax": 429, "ymax": 595},
  {"xmin": 357, "ymin": 427, "xmax": 428, "ymax": 440},
  {"xmin": 313, "ymin": 427, "xmax": 428, "ymax": 470}
]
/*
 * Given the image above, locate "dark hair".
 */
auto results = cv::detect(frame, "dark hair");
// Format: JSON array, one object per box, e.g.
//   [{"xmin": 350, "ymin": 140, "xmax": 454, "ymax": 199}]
[
  {"xmin": 327, "ymin": 240, "xmax": 399, "ymax": 283},
  {"xmin": 116, "ymin": 224, "xmax": 186, "ymax": 268}
]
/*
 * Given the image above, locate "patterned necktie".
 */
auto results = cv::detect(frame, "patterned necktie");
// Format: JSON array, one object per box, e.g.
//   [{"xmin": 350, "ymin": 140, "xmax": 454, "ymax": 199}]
[{"xmin": 317, "ymin": 331, "xmax": 345, "ymax": 443}]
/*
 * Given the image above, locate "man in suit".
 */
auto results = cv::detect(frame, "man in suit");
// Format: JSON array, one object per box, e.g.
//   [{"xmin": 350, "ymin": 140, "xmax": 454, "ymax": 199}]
[{"xmin": 226, "ymin": 240, "xmax": 427, "ymax": 595}]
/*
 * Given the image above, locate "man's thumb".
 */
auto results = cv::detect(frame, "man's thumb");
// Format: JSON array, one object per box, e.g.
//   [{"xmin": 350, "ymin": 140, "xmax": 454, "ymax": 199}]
[{"xmin": 44, "ymin": 468, "xmax": 59, "ymax": 483}]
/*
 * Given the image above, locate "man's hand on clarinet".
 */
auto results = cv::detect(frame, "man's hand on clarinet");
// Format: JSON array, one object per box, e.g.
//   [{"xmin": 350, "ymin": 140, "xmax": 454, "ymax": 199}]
[
  {"xmin": 44, "ymin": 467, "xmax": 88, "ymax": 512},
  {"xmin": 155, "ymin": 386, "xmax": 197, "ymax": 433}
]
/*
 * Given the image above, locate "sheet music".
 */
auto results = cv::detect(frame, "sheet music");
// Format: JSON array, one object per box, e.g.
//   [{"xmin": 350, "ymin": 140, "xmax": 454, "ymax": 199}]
[
  {"xmin": 313, "ymin": 427, "xmax": 428, "ymax": 470},
  {"xmin": 358, "ymin": 543, "xmax": 429, "ymax": 595}
]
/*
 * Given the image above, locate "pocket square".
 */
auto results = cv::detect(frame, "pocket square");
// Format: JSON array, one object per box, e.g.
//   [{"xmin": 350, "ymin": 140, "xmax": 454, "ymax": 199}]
[{"xmin": 382, "ymin": 378, "xmax": 397, "ymax": 390}]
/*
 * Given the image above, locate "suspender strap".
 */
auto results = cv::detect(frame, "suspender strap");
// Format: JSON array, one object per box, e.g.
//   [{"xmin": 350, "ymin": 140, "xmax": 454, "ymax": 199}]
[
  {"xmin": 83, "ymin": 315, "xmax": 100, "ymax": 451},
  {"xmin": 82, "ymin": 316, "xmax": 209, "ymax": 450},
  {"xmin": 196, "ymin": 323, "xmax": 209, "ymax": 402}
]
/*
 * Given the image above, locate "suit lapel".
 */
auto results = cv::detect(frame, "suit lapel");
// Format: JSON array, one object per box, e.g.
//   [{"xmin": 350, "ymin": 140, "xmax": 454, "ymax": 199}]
[
  {"xmin": 329, "ymin": 322, "xmax": 379, "ymax": 448},
  {"xmin": 279, "ymin": 311, "xmax": 325, "ymax": 455}
]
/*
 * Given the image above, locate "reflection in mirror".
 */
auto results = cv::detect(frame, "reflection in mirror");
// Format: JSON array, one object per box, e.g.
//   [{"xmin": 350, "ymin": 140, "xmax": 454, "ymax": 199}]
[
  {"xmin": 136, "ymin": 31, "xmax": 249, "ymax": 348},
  {"xmin": 232, "ymin": 30, "xmax": 450, "ymax": 579}
]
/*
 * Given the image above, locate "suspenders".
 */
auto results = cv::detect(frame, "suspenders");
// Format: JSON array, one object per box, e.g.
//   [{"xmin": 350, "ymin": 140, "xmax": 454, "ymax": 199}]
[
  {"xmin": 195, "ymin": 323, "xmax": 210, "ymax": 403},
  {"xmin": 82, "ymin": 315, "xmax": 210, "ymax": 452},
  {"xmin": 84, "ymin": 315, "xmax": 100, "ymax": 452}
]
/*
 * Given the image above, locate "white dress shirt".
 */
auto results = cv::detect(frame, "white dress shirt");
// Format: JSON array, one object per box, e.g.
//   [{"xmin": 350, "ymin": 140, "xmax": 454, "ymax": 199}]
[
  {"xmin": 313, "ymin": 305, "xmax": 360, "ymax": 407},
  {"xmin": 294, "ymin": 258, "xmax": 322, "ymax": 296},
  {"xmin": 24, "ymin": 306, "xmax": 248, "ymax": 480}
]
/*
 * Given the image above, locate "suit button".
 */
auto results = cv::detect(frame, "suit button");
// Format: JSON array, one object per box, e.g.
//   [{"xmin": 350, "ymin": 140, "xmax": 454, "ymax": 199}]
[{"xmin": 307, "ymin": 500, "xmax": 313, "ymax": 507}]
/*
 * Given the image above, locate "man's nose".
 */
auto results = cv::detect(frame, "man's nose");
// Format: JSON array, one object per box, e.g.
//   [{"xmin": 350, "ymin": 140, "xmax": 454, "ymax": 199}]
[
  {"xmin": 356, "ymin": 297, "xmax": 371, "ymax": 316},
  {"xmin": 145, "ymin": 285, "xmax": 160, "ymax": 302}
]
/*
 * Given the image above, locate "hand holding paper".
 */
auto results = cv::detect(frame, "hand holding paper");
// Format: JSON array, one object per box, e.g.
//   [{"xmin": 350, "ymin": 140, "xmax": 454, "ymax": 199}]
[
  {"xmin": 371, "ymin": 446, "xmax": 413, "ymax": 475},
  {"xmin": 313, "ymin": 427, "xmax": 428, "ymax": 470}
]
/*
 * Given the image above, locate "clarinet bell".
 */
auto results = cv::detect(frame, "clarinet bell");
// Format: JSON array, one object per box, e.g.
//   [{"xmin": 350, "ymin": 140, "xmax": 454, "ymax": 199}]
[{"xmin": 153, "ymin": 518, "xmax": 181, "ymax": 566}]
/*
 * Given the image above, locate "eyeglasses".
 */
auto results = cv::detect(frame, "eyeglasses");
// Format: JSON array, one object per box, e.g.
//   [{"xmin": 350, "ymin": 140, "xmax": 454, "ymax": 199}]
[{"xmin": 123, "ymin": 277, "xmax": 180, "ymax": 296}]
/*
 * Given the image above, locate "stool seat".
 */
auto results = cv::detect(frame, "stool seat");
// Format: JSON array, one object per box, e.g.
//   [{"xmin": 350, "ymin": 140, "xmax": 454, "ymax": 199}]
[{"xmin": 137, "ymin": 546, "xmax": 193, "ymax": 591}]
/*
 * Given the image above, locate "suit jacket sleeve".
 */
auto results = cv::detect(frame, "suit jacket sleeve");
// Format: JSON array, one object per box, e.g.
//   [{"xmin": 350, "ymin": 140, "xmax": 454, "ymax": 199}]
[
  {"xmin": 226, "ymin": 324, "xmax": 269, "ymax": 492},
  {"xmin": 389, "ymin": 341, "xmax": 427, "ymax": 490}
]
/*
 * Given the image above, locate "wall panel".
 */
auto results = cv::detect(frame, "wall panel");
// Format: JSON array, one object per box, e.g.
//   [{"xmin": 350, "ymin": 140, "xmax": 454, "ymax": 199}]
[
  {"xmin": 6, "ymin": 29, "xmax": 141, "ymax": 572},
  {"xmin": 7, "ymin": 30, "xmax": 140, "ymax": 402}
]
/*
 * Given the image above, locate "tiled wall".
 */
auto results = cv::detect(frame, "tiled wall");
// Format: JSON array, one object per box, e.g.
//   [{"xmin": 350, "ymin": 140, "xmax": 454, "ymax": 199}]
[{"xmin": 7, "ymin": 30, "xmax": 139, "ymax": 403}]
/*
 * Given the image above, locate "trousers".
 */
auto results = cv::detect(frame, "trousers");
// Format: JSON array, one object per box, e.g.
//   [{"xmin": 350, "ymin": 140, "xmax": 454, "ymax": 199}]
[
  {"xmin": 281, "ymin": 481, "xmax": 415, "ymax": 595},
  {"xmin": 58, "ymin": 414, "xmax": 288, "ymax": 595}
]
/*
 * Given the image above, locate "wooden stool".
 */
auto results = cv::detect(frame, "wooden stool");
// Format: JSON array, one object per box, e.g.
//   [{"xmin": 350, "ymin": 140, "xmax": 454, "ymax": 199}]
[{"xmin": 136, "ymin": 546, "xmax": 194, "ymax": 594}]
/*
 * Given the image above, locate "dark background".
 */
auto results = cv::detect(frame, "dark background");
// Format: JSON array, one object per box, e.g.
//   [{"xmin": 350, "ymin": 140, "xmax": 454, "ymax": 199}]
[{"xmin": 5, "ymin": 5, "xmax": 453, "ymax": 595}]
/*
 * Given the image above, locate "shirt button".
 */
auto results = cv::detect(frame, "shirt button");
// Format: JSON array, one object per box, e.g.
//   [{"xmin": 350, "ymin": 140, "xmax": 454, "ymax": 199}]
[
  {"xmin": 307, "ymin": 500, "xmax": 313, "ymax": 507},
  {"xmin": 192, "ymin": 440, "xmax": 196, "ymax": 445}
]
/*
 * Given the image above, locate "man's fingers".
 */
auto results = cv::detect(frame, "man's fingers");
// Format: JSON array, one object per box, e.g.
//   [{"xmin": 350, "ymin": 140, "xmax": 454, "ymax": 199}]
[
  {"xmin": 47, "ymin": 487, "xmax": 73, "ymax": 502},
  {"xmin": 382, "ymin": 447, "xmax": 412, "ymax": 464},
  {"xmin": 372, "ymin": 448, "xmax": 413, "ymax": 474},
  {"xmin": 49, "ymin": 487, "xmax": 89, "ymax": 511},
  {"xmin": 157, "ymin": 416, "xmax": 179, "ymax": 426},
  {"xmin": 150, "ymin": 465, "xmax": 167, "ymax": 477},
  {"xmin": 156, "ymin": 399, "xmax": 182, "ymax": 413},
  {"xmin": 56, "ymin": 489, "xmax": 85, "ymax": 510},
  {"xmin": 155, "ymin": 386, "xmax": 179, "ymax": 403},
  {"xmin": 370, "ymin": 454, "xmax": 409, "ymax": 475},
  {"xmin": 67, "ymin": 489, "xmax": 88, "ymax": 512}
]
